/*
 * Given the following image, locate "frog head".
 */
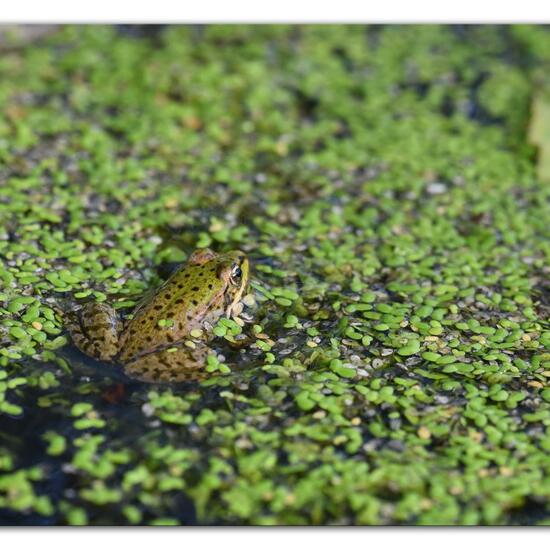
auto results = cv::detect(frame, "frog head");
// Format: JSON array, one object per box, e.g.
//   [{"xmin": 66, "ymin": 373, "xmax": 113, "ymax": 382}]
[{"xmin": 215, "ymin": 250, "xmax": 250, "ymax": 318}]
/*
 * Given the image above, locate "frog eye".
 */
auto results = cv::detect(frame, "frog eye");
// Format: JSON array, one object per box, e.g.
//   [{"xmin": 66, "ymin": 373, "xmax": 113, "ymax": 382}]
[{"xmin": 231, "ymin": 265, "xmax": 242, "ymax": 281}]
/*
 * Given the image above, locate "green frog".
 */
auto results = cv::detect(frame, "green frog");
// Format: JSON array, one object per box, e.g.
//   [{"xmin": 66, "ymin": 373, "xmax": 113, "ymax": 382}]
[{"xmin": 65, "ymin": 248, "xmax": 250, "ymax": 383}]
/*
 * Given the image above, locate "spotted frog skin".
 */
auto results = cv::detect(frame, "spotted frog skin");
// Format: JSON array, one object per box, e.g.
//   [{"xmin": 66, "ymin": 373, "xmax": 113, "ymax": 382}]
[{"xmin": 65, "ymin": 249, "xmax": 249, "ymax": 383}]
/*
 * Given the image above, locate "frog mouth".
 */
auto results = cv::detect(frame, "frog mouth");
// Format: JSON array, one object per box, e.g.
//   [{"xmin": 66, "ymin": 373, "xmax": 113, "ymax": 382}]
[{"xmin": 225, "ymin": 283, "xmax": 246, "ymax": 318}]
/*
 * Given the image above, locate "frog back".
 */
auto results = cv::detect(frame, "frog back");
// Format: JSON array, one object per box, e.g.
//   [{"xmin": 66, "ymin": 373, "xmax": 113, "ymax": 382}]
[{"xmin": 119, "ymin": 261, "xmax": 227, "ymax": 362}]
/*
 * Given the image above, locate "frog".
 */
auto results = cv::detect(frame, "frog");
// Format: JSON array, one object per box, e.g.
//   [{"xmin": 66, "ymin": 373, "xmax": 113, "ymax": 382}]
[{"xmin": 64, "ymin": 248, "xmax": 250, "ymax": 383}]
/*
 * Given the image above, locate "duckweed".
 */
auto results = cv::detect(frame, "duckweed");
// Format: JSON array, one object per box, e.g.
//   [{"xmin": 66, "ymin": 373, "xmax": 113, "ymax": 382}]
[{"xmin": 1, "ymin": 24, "xmax": 550, "ymax": 526}]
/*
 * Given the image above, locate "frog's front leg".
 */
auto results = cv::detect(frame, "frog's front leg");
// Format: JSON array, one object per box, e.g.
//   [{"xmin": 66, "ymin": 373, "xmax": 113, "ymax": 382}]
[
  {"xmin": 65, "ymin": 302, "xmax": 122, "ymax": 361},
  {"xmin": 123, "ymin": 344, "xmax": 209, "ymax": 383}
]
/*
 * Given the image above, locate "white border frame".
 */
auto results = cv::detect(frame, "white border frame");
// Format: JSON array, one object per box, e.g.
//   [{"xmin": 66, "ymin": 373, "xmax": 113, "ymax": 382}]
[{"xmin": 1, "ymin": 1, "xmax": 550, "ymax": 23}]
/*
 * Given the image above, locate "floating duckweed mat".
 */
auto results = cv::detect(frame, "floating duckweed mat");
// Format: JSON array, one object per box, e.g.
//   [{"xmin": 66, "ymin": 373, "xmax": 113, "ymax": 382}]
[{"xmin": 1, "ymin": 25, "xmax": 550, "ymax": 526}]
